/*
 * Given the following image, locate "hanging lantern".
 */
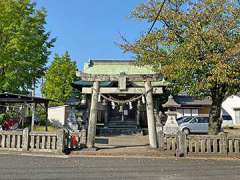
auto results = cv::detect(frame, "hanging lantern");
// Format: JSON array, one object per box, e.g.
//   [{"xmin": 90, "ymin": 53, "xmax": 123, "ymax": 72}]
[
  {"xmin": 98, "ymin": 94, "xmax": 101, "ymax": 102},
  {"xmin": 111, "ymin": 101, "xmax": 116, "ymax": 109},
  {"xmin": 102, "ymin": 99, "xmax": 107, "ymax": 106},
  {"xmin": 129, "ymin": 102, "xmax": 133, "ymax": 110},
  {"xmin": 137, "ymin": 100, "xmax": 141, "ymax": 108},
  {"xmin": 119, "ymin": 105, "xmax": 123, "ymax": 112},
  {"xmin": 142, "ymin": 95, "xmax": 146, "ymax": 104},
  {"xmin": 80, "ymin": 95, "xmax": 86, "ymax": 105}
]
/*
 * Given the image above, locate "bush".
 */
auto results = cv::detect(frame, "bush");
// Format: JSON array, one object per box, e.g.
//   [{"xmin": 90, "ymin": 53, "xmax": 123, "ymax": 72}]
[
  {"xmin": 0, "ymin": 114, "xmax": 6, "ymax": 125},
  {"xmin": 0, "ymin": 113, "xmax": 10, "ymax": 125}
]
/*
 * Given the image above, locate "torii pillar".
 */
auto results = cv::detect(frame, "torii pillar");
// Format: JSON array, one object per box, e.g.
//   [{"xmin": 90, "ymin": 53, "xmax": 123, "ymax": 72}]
[
  {"xmin": 145, "ymin": 80, "xmax": 158, "ymax": 148},
  {"xmin": 87, "ymin": 81, "xmax": 99, "ymax": 149}
]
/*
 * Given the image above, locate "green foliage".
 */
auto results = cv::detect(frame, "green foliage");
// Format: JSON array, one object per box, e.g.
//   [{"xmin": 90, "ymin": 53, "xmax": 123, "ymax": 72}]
[
  {"xmin": 33, "ymin": 125, "xmax": 58, "ymax": 132},
  {"xmin": 121, "ymin": 0, "xmax": 240, "ymax": 134},
  {"xmin": 0, "ymin": 113, "xmax": 7, "ymax": 125},
  {"xmin": 0, "ymin": 112, "xmax": 15, "ymax": 125},
  {"xmin": 42, "ymin": 52, "xmax": 77, "ymax": 106},
  {"xmin": 35, "ymin": 106, "xmax": 46, "ymax": 126},
  {"xmin": 0, "ymin": 0, "xmax": 55, "ymax": 93}
]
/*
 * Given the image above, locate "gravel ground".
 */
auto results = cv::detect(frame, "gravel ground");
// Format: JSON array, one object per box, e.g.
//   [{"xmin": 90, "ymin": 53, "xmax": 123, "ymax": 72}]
[{"xmin": 0, "ymin": 154, "xmax": 240, "ymax": 180}]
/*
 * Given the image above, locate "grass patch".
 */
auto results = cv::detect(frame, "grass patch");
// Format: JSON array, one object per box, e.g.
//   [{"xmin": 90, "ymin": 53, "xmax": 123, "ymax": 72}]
[{"xmin": 33, "ymin": 125, "xmax": 58, "ymax": 132}]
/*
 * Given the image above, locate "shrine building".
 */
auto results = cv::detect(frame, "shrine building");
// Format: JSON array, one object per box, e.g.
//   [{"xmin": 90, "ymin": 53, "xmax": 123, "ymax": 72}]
[{"xmin": 72, "ymin": 60, "xmax": 168, "ymax": 148}]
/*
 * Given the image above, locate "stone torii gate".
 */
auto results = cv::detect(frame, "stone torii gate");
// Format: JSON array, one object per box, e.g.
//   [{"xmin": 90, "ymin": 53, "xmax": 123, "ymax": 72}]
[{"xmin": 76, "ymin": 72, "xmax": 164, "ymax": 149}]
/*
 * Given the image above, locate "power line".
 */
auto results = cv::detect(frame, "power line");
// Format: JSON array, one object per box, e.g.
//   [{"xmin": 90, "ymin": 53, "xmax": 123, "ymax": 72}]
[{"xmin": 147, "ymin": 0, "xmax": 167, "ymax": 34}]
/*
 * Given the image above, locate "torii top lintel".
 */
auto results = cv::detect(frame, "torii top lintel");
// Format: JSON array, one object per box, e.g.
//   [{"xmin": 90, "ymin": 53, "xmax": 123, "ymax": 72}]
[{"xmin": 76, "ymin": 71, "xmax": 162, "ymax": 82}]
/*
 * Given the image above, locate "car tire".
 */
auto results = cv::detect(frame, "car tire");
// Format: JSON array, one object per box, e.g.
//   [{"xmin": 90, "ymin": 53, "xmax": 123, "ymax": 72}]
[{"xmin": 182, "ymin": 128, "xmax": 190, "ymax": 135}]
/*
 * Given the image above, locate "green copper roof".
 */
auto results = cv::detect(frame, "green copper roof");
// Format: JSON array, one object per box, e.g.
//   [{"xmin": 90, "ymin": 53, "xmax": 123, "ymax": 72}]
[
  {"xmin": 75, "ymin": 60, "xmax": 168, "ymax": 86},
  {"xmin": 72, "ymin": 80, "xmax": 112, "ymax": 88},
  {"xmin": 83, "ymin": 60, "xmax": 156, "ymax": 75}
]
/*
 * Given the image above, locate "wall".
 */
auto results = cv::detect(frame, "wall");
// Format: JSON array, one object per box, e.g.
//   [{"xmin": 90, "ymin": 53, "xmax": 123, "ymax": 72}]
[
  {"xmin": 48, "ymin": 105, "xmax": 70, "ymax": 126},
  {"xmin": 176, "ymin": 106, "xmax": 210, "ymax": 118},
  {"xmin": 222, "ymin": 95, "xmax": 240, "ymax": 125},
  {"xmin": 198, "ymin": 106, "xmax": 211, "ymax": 116}
]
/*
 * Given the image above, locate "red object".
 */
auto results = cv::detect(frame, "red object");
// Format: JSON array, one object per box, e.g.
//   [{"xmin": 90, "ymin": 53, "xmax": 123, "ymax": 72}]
[
  {"xmin": 3, "ymin": 119, "xmax": 18, "ymax": 130},
  {"xmin": 72, "ymin": 134, "xmax": 77, "ymax": 146}
]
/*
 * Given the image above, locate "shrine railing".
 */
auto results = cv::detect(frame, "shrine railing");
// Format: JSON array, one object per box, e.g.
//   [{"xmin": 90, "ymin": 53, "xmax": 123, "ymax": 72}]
[
  {"xmin": 28, "ymin": 130, "xmax": 64, "ymax": 153},
  {"xmin": 0, "ymin": 130, "xmax": 23, "ymax": 151},
  {"xmin": 0, "ymin": 128, "xmax": 87, "ymax": 153},
  {"xmin": 158, "ymin": 131, "xmax": 240, "ymax": 157}
]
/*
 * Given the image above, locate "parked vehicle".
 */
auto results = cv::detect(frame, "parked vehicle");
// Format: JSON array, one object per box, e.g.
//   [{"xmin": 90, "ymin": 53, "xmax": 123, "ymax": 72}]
[
  {"xmin": 222, "ymin": 115, "xmax": 233, "ymax": 127},
  {"xmin": 179, "ymin": 116, "xmax": 209, "ymax": 134},
  {"xmin": 177, "ymin": 116, "xmax": 193, "ymax": 125}
]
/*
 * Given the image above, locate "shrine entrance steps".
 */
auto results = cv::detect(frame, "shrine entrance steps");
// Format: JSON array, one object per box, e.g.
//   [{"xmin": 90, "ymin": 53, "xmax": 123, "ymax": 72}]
[
  {"xmin": 97, "ymin": 121, "xmax": 142, "ymax": 136},
  {"xmin": 97, "ymin": 127, "xmax": 143, "ymax": 136},
  {"xmin": 96, "ymin": 120, "xmax": 143, "ymax": 136},
  {"xmin": 70, "ymin": 135, "xmax": 164, "ymax": 157},
  {"xmin": 95, "ymin": 134, "xmax": 149, "ymax": 149},
  {"xmin": 107, "ymin": 120, "xmax": 137, "ymax": 128}
]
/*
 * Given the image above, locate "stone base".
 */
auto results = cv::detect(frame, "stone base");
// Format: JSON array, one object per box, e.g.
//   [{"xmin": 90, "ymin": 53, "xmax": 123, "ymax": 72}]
[
  {"xmin": 163, "ymin": 126, "xmax": 179, "ymax": 135},
  {"xmin": 81, "ymin": 147, "xmax": 98, "ymax": 152}
]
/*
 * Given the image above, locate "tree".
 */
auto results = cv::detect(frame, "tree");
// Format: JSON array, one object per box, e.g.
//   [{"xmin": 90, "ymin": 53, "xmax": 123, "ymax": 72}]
[
  {"xmin": 0, "ymin": 0, "xmax": 55, "ymax": 93},
  {"xmin": 120, "ymin": 0, "xmax": 240, "ymax": 134},
  {"xmin": 42, "ymin": 52, "xmax": 77, "ymax": 106}
]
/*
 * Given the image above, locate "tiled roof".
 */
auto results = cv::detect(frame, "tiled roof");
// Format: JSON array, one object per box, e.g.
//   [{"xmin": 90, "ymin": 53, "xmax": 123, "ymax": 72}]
[
  {"xmin": 175, "ymin": 95, "xmax": 212, "ymax": 106},
  {"xmin": 0, "ymin": 92, "xmax": 51, "ymax": 103}
]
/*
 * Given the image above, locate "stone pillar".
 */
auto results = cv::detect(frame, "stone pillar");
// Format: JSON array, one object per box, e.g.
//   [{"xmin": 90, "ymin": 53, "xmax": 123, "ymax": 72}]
[
  {"xmin": 220, "ymin": 132, "xmax": 227, "ymax": 155},
  {"xmin": 80, "ymin": 129, "xmax": 87, "ymax": 148},
  {"xmin": 136, "ymin": 100, "xmax": 141, "ymax": 128},
  {"xmin": 176, "ymin": 131, "xmax": 187, "ymax": 157},
  {"xmin": 87, "ymin": 81, "xmax": 99, "ymax": 149},
  {"xmin": 158, "ymin": 130, "xmax": 165, "ymax": 150},
  {"xmin": 22, "ymin": 128, "xmax": 29, "ymax": 151},
  {"xmin": 155, "ymin": 109, "xmax": 163, "ymax": 148},
  {"xmin": 144, "ymin": 80, "xmax": 157, "ymax": 148},
  {"xmin": 56, "ymin": 129, "xmax": 65, "ymax": 153}
]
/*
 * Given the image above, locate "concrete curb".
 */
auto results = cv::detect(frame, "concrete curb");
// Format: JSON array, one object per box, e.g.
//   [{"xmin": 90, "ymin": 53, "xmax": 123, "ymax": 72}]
[
  {"xmin": 1, "ymin": 150, "xmax": 240, "ymax": 161},
  {"xmin": 0, "ymin": 151, "xmax": 68, "ymax": 158}
]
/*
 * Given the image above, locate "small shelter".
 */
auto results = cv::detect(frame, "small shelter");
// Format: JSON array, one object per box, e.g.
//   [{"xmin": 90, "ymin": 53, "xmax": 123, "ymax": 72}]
[{"xmin": 0, "ymin": 92, "xmax": 51, "ymax": 131}]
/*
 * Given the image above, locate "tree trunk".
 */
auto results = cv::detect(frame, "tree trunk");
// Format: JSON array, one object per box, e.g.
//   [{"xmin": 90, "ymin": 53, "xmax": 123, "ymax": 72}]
[{"xmin": 208, "ymin": 87, "xmax": 226, "ymax": 135}]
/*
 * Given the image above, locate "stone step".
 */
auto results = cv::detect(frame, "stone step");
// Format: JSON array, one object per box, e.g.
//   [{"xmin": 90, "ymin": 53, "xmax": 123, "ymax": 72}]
[
  {"xmin": 107, "ymin": 121, "xmax": 137, "ymax": 125},
  {"xmin": 96, "ymin": 128, "xmax": 143, "ymax": 136},
  {"xmin": 107, "ymin": 121, "xmax": 137, "ymax": 128},
  {"xmin": 107, "ymin": 124, "xmax": 137, "ymax": 128}
]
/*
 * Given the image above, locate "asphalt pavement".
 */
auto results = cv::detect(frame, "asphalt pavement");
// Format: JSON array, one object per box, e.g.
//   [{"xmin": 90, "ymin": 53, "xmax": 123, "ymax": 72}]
[{"xmin": 0, "ymin": 154, "xmax": 240, "ymax": 180}]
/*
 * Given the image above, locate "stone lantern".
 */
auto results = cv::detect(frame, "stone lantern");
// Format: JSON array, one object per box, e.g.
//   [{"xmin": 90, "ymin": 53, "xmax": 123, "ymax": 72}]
[{"xmin": 162, "ymin": 95, "xmax": 181, "ymax": 135}]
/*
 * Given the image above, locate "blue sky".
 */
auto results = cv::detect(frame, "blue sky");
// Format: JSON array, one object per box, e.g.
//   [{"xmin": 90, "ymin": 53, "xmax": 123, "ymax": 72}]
[{"xmin": 35, "ymin": 0, "xmax": 148, "ymax": 70}]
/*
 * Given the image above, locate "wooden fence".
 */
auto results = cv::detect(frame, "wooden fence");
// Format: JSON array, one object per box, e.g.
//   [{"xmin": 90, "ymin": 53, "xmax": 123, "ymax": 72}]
[
  {"xmin": 0, "ymin": 128, "xmax": 87, "ymax": 153},
  {"xmin": 159, "ymin": 132, "xmax": 240, "ymax": 157}
]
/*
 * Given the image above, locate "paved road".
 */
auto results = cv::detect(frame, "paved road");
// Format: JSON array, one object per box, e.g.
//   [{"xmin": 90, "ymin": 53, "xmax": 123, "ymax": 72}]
[{"xmin": 0, "ymin": 154, "xmax": 240, "ymax": 180}]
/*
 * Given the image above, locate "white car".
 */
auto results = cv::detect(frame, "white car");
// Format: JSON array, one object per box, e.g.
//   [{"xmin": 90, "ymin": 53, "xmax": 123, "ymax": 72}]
[
  {"xmin": 221, "ymin": 115, "xmax": 233, "ymax": 127},
  {"xmin": 179, "ymin": 117, "xmax": 209, "ymax": 135}
]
